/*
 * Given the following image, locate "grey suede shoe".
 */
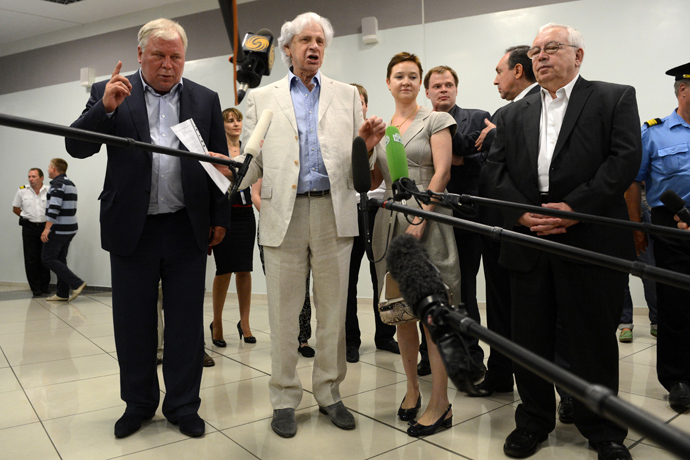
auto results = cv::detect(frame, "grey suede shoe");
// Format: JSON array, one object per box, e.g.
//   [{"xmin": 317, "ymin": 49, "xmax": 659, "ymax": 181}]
[
  {"xmin": 318, "ymin": 401, "xmax": 355, "ymax": 430},
  {"xmin": 271, "ymin": 408, "xmax": 297, "ymax": 438}
]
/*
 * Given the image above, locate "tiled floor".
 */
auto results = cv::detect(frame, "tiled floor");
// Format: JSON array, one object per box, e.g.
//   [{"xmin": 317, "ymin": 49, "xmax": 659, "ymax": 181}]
[{"xmin": 0, "ymin": 283, "xmax": 687, "ymax": 459}]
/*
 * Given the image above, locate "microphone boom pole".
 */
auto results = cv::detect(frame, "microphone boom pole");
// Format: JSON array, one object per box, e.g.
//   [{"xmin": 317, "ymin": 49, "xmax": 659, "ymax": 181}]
[
  {"xmin": 438, "ymin": 306, "xmax": 690, "ymax": 459},
  {"xmin": 0, "ymin": 112, "xmax": 241, "ymax": 169},
  {"xmin": 371, "ymin": 198, "xmax": 690, "ymax": 291},
  {"xmin": 454, "ymin": 193, "xmax": 690, "ymax": 240}
]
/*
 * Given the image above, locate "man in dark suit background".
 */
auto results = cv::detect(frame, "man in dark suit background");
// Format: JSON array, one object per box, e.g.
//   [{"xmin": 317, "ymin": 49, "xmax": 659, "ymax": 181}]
[
  {"xmin": 474, "ymin": 46, "xmax": 539, "ymax": 396},
  {"xmin": 485, "ymin": 23, "xmax": 641, "ymax": 459},
  {"xmin": 66, "ymin": 18, "xmax": 229, "ymax": 439},
  {"xmin": 420, "ymin": 65, "xmax": 488, "ymax": 375}
]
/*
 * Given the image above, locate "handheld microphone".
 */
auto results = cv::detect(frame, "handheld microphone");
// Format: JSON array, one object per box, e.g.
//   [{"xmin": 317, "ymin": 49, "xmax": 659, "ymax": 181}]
[
  {"xmin": 230, "ymin": 109, "xmax": 273, "ymax": 195},
  {"xmin": 352, "ymin": 136, "xmax": 374, "ymax": 260},
  {"xmin": 660, "ymin": 190, "xmax": 690, "ymax": 225},
  {"xmin": 234, "ymin": 29, "xmax": 275, "ymax": 103},
  {"xmin": 384, "ymin": 126, "xmax": 414, "ymax": 200},
  {"xmin": 387, "ymin": 234, "xmax": 486, "ymax": 394}
]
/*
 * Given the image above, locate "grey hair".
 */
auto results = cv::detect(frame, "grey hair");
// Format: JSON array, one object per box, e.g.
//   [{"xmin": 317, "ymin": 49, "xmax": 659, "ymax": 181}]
[
  {"xmin": 138, "ymin": 18, "xmax": 188, "ymax": 52},
  {"xmin": 538, "ymin": 23, "xmax": 585, "ymax": 51},
  {"xmin": 675, "ymin": 79, "xmax": 689, "ymax": 97},
  {"xmin": 278, "ymin": 12, "xmax": 334, "ymax": 68}
]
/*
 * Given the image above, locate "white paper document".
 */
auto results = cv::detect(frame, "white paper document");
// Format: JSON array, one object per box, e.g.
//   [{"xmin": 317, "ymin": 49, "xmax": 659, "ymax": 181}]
[{"xmin": 171, "ymin": 119, "xmax": 231, "ymax": 193}]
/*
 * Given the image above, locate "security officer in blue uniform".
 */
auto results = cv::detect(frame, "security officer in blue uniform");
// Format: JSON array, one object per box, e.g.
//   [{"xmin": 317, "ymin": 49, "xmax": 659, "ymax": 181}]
[{"xmin": 629, "ymin": 61, "xmax": 690, "ymax": 412}]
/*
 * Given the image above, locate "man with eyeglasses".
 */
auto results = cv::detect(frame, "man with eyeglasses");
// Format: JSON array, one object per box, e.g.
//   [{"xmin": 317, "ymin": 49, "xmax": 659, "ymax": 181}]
[{"xmin": 484, "ymin": 23, "xmax": 641, "ymax": 460}]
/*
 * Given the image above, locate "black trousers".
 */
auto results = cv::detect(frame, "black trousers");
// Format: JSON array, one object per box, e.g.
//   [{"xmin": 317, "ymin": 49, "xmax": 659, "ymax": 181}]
[
  {"xmin": 111, "ymin": 209, "xmax": 206, "ymax": 421},
  {"xmin": 21, "ymin": 221, "xmax": 50, "ymax": 293},
  {"xmin": 346, "ymin": 206, "xmax": 395, "ymax": 348},
  {"xmin": 42, "ymin": 232, "xmax": 83, "ymax": 298},
  {"xmin": 511, "ymin": 252, "xmax": 627, "ymax": 443},
  {"xmin": 651, "ymin": 207, "xmax": 690, "ymax": 390}
]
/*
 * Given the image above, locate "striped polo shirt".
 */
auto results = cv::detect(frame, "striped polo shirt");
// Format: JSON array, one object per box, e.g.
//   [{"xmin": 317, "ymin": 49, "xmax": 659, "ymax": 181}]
[{"xmin": 46, "ymin": 173, "xmax": 78, "ymax": 235}]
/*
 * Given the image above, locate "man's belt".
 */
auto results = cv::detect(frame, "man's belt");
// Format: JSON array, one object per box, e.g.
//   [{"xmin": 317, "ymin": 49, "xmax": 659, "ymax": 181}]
[{"xmin": 296, "ymin": 189, "xmax": 331, "ymax": 197}]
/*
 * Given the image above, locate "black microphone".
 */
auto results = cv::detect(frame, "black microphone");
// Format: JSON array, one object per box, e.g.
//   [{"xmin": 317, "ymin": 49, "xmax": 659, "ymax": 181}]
[
  {"xmin": 660, "ymin": 190, "xmax": 690, "ymax": 225},
  {"xmin": 387, "ymin": 234, "xmax": 486, "ymax": 394},
  {"xmin": 235, "ymin": 29, "xmax": 275, "ymax": 103},
  {"xmin": 352, "ymin": 136, "xmax": 374, "ymax": 260}
]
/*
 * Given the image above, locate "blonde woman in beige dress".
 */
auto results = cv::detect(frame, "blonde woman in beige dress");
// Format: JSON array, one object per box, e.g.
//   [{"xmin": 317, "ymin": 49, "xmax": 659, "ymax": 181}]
[{"xmin": 372, "ymin": 52, "xmax": 460, "ymax": 437}]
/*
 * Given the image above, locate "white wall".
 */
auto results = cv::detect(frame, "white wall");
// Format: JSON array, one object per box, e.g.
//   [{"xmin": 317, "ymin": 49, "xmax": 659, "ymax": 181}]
[{"xmin": 1, "ymin": 0, "xmax": 684, "ymax": 306}]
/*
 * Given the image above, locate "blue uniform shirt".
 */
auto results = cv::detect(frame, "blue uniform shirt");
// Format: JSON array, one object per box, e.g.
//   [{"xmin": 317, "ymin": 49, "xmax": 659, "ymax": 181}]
[
  {"xmin": 636, "ymin": 109, "xmax": 690, "ymax": 207},
  {"xmin": 288, "ymin": 69, "xmax": 331, "ymax": 193}
]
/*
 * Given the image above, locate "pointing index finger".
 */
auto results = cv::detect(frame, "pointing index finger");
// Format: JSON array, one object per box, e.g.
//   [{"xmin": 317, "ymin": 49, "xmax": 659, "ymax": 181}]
[{"xmin": 112, "ymin": 61, "xmax": 123, "ymax": 78}]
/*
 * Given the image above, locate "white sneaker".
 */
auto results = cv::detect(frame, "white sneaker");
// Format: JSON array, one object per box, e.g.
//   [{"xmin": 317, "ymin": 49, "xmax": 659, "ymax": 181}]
[
  {"xmin": 68, "ymin": 282, "xmax": 87, "ymax": 301},
  {"xmin": 46, "ymin": 294, "xmax": 68, "ymax": 301}
]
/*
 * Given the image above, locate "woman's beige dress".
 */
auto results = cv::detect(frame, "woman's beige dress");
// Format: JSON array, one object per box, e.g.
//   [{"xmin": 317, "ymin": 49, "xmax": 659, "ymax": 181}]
[{"xmin": 372, "ymin": 106, "xmax": 462, "ymax": 304}]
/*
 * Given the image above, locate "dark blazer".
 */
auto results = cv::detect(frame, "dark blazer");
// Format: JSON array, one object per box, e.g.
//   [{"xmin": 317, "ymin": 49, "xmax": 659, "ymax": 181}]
[
  {"xmin": 445, "ymin": 105, "xmax": 490, "ymax": 205},
  {"xmin": 65, "ymin": 72, "xmax": 230, "ymax": 256},
  {"xmin": 484, "ymin": 76, "xmax": 642, "ymax": 272},
  {"xmin": 481, "ymin": 84, "xmax": 541, "ymax": 158}
]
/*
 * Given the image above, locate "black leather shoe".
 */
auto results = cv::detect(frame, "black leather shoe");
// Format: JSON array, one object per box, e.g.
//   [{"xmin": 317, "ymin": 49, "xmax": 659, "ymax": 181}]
[
  {"xmin": 558, "ymin": 396, "xmax": 574, "ymax": 424},
  {"xmin": 203, "ymin": 352, "xmax": 215, "ymax": 367},
  {"xmin": 469, "ymin": 379, "xmax": 514, "ymax": 397},
  {"xmin": 376, "ymin": 339, "xmax": 400, "ymax": 354},
  {"xmin": 407, "ymin": 404, "xmax": 452, "ymax": 437},
  {"xmin": 590, "ymin": 441, "xmax": 631, "ymax": 460},
  {"xmin": 32, "ymin": 290, "xmax": 43, "ymax": 297},
  {"xmin": 114, "ymin": 413, "xmax": 154, "ymax": 438},
  {"xmin": 346, "ymin": 346, "xmax": 359, "ymax": 363},
  {"xmin": 669, "ymin": 382, "xmax": 690, "ymax": 412},
  {"xmin": 417, "ymin": 357, "xmax": 431, "ymax": 376},
  {"xmin": 503, "ymin": 427, "xmax": 548, "ymax": 458},
  {"xmin": 298, "ymin": 343, "xmax": 315, "ymax": 358},
  {"xmin": 172, "ymin": 413, "xmax": 205, "ymax": 437},
  {"xmin": 397, "ymin": 394, "xmax": 421, "ymax": 421}
]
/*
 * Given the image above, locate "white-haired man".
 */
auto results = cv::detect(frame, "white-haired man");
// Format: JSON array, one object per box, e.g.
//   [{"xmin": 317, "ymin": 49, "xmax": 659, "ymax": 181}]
[
  {"xmin": 227, "ymin": 12, "xmax": 385, "ymax": 438},
  {"xmin": 66, "ymin": 18, "xmax": 230, "ymax": 439},
  {"xmin": 485, "ymin": 23, "xmax": 641, "ymax": 459}
]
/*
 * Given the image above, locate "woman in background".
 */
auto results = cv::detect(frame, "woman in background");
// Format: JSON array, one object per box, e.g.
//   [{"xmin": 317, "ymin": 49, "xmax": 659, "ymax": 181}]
[
  {"xmin": 210, "ymin": 108, "xmax": 257, "ymax": 345},
  {"xmin": 372, "ymin": 52, "xmax": 459, "ymax": 437}
]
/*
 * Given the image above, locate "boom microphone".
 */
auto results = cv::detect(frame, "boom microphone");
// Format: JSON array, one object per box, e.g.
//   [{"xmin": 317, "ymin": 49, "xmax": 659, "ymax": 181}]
[
  {"xmin": 352, "ymin": 136, "xmax": 371, "ymax": 194},
  {"xmin": 384, "ymin": 126, "xmax": 415, "ymax": 200},
  {"xmin": 352, "ymin": 136, "xmax": 374, "ymax": 260},
  {"xmin": 660, "ymin": 190, "xmax": 690, "ymax": 225},
  {"xmin": 387, "ymin": 234, "xmax": 486, "ymax": 393},
  {"xmin": 230, "ymin": 109, "xmax": 273, "ymax": 195}
]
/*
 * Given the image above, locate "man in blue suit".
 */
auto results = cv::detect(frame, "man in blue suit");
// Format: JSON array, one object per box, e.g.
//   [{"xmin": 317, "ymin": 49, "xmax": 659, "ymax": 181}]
[{"xmin": 66, "ymin": 18, "xmax": 230, "ymax": 439}]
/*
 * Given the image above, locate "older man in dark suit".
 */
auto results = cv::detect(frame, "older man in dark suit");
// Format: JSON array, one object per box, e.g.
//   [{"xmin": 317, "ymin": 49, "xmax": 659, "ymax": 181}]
[
  {"xmin": 66, "ymin": 18, "xmax": 229, "ymax": 439},
  {"xmin": 485, "ymin": 23, "xmax": 641, "ymax": 460}
]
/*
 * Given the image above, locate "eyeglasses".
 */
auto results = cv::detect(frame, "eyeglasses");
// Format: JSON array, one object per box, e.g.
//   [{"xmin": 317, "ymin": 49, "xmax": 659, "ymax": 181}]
[{"xmin": 527, "ymin": 42, "xmax": 578, "ymax": 59}]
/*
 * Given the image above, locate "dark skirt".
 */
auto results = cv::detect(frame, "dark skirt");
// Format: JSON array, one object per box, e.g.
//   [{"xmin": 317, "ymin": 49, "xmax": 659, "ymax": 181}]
[{"xmin": 213, "ymin": 206, "xmax": 256, "ymax": 275}]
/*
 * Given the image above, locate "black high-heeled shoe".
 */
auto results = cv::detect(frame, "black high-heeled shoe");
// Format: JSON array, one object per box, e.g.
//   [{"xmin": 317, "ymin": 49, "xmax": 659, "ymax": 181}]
[
  {"xmin": 237, "ymin": 321, "xmax": 256, "ymax": 344},
  {"xmin": 397, "ymin": 394, "xmax": 422, "ymax": 421},
  {"xmin": 407, "ymin": 404, "xmax": 452, "ymax": 437},
  {"xmin": 209, "ymin": 322, "xmax": 226, "ymax": 347}
]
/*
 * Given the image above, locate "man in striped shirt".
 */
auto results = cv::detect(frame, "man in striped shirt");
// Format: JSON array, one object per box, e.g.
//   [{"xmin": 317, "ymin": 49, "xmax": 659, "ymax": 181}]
[{"xmin": 41, "ymin": 158, "xmax": 86, "ymax": 301}]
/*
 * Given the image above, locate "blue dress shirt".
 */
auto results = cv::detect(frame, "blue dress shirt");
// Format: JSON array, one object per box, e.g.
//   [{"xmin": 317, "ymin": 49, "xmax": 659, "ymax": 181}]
[
  {"xmin": 636, "ymin": 109, "xmax": 690, "ymax": 207},
  {"xmin": 289, "ymin": 69, "xmax": 331, "ymax": 193},
  {"xmin": 139, "ymin": 71, "xmax": 185, "ymax": 214}
]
